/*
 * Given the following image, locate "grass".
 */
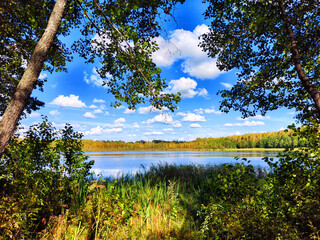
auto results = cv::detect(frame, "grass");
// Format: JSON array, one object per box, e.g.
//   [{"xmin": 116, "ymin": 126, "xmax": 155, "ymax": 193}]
[{"xmin": 2, "ymin": 162, "xmax": 320, "ymax": 239}]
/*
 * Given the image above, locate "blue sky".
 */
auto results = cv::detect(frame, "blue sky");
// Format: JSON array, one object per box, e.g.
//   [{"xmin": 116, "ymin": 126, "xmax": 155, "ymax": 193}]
[{"xmin": 20, "ymin": 0, "xmax": 295, "ymax": 142}]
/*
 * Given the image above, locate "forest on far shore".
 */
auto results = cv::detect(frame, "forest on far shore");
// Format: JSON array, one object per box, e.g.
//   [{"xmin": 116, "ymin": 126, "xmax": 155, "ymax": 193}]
[{"xmin": 82, "ymin": 129, "xmax": 304, "ymax": 151}]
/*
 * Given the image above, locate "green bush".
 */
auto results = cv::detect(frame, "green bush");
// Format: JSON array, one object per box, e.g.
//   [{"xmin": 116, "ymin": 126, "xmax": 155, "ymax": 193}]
[{"xmin": 0, "ymin": 118, "xmax": 94, "ymax": 238}]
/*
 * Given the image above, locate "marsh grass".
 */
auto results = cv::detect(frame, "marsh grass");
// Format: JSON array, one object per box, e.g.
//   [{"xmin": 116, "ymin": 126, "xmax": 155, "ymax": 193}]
[
  {"xmin": 40, "ymin": 165, "xmax": 203, "ymax": 239},
  {"xmin": 3, "ymin": 161, "xmax": 320, "ymax": 239}
]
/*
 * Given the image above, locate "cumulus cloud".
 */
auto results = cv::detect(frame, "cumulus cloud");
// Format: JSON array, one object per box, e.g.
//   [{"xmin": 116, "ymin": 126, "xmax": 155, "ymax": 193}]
[
  {"xmin": 83, "ymin": 112, "xmax": 96, "ymax": 118},
  {"xmin": 85, "ymin": 126, "xmax": 103, "ymax": 135},
  {"xmin": 133, "ymin": 122, "xmax": 140, "ymax": 128},
  {"xmin": 93, "ymin": 98, "xmax": 105, "ymax": 103},
  {"xmin": 147, "ymin": 114, "xmax": 174, "ymax": 124},
  {"xmin": 114, "ymin": 117, "xmax": 126, "ymax": 124},
  {"xmin": 104, "ymin": 128, "xmax": 122, "ymax": 134},
  {"xmin": 89, "ymin": 104, "xmax": 98, "ymax": 109},
  {"xmin": 177, "ymin": 112, "xmax": 206, "ymax": 122},
  {"xmin": 138, "ymin": 105, "xmax": 167, "ymax": 114},
  {"xmin": 152, "ymin": 24, "xmax": 222, "ymax": 79},
  {"xmin": 39, "ymin": 72, "xmax": 47, "ymax": 80},
  {"xmin": 124, "ymin": 108, "xmax": 136, "ymax": 114},
  {"xmin": 84, "ymin": 126, "xmax": 122, "ymax": 135},
  {"xmin": 84, "ymin": 68, "xmax": 111, "ymax": 88},
  {"xmin": 144, "ymin": 131, "xmax": 164, "ymax": 136},
  {"xmin": 190, "ymin": 123, "xmax": 201, "ymax": 128},
  {"xmin": 236, "ymin": 115, "xmax": 270, "ymax": 121},
  {"xmin": 50, "ymin": 94, "xmax": 86, "ymax": 108},
  {"xmin": 174, "ymin": 122, "xmax": 182, "ymax": 128},
  {"xmin": 221, "ymin": 82, "xmax": 233, "ymax": 89},
  {"xmin": 93, "ymin": 109, "xmax": 103, "ymax": 114},
  {"xmin": 167, "ymin": 77, "xmax": 208, "ymax": 99},
  {"xmin": 49, "ymin": 110, "xmax": 60, "ymax": 116},
  {"xmin": 195, "ymin": 107, "xmax": 222, "ymax": 115},
  {"xmin": 224, "ymin": 121, "xmax": 265, "ymax": 127}
]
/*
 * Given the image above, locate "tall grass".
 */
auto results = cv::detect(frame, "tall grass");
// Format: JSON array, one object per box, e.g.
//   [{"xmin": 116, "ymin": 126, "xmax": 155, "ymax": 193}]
[
  {"xmin": 41, "ymin": 164, "xmax": 206, "ymax": 239},
  {"xmin": 5, "ymin": 161, "xmax": 318, "ymax": 239}
]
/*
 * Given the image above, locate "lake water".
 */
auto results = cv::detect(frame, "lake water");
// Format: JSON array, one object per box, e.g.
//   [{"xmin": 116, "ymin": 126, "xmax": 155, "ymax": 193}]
[{"xmin": 86, "ymin": 151, "xmax": 279, "ymax": 178}]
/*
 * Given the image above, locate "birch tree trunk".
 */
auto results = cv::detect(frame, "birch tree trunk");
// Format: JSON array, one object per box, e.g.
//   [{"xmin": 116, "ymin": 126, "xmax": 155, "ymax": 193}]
[
  {"xmin": 0, "ymin": 0, "xmax": 70, "ymax": 154},
  {"xmin": 279, "ymin": 0, "xmax": 320, "ymax": 117}
]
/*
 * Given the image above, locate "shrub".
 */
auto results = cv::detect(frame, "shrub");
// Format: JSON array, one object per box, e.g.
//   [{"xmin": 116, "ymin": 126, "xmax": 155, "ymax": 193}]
[{"xmin": 0, "ymin": 118, "xmax": 93, "ymax": 238}]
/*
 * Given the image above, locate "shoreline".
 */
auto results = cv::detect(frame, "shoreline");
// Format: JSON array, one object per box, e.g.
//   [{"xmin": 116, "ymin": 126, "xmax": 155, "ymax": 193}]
[{"xmin": 84, "ymin": 148, "xmax": 284, "ymax": 153}]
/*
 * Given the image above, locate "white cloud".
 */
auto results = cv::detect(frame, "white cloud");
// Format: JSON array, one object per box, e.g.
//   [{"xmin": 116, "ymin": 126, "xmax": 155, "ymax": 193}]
[
  {"xmin": 138, "ymin": 105, "xmax": 167, "ymax": 114},
  {"xmin": 104, "ymin": 111, "xmax": 110, "ymax": 115},
  {"xmin": 236, "ymin": 115, "xmax": 270, "ymax": 121},
  {"xmin": 224, "ymin": 121, "xmax": 265, "ymax": 127},
  {"xmin": 147, "ymin": 114, "xmax": 174, "ymax": 124},
  {"xmin": 29, "ymin": 112, "xmax": 41, "ymax": 118},
  {"xmin": 177, "ymin": 112, "xmax": 206, "ymax": 122},
  {"xmin": 182, "ymin": 58, "xmax": 220, "ymax": 79},
  {"xmin": 50, "ymin": 94, "xmax": 86, "ymax": 108},
  {"xmin": 167, "ymin": 77, "xmax": 208, "ymax": 99},
  {"xmin": 106, "ymin": 118, "xmax": 126, "ymax": 127},
  {"xmin": 124, "ymin": 108, "xmax": 136, "ymax": 114},
  {"xmin": 93, "ymin": 98, "xmax": 105, "ymax": 103},
  {"xmin": 83, "ymin": 112, "xmax": 96, "ymax": 118},
  {"xmin": 104, "ymin": 128, "xmax": 122, "ymax": 134},
  {"xmin": 152, "ymin": 24, "xmax": 222, "ymax": 79},
  {"xmin": 190, "ymin": 123, "xmax": 201, "ymax": 128},
  {"xmin": 93, "ymin": 109, "xmax": 103, "ymax": 114},
  {"xmin": 196, "ymin": 108, "xmax": 222, "ymax": 115},
  {"xmin": 84, "ymin": 126, "xmax": 122, "ymax": 135},
  {"xmin": 198, "ymin": 88, "xmax": 209, "ymax": 98},
  {"xmin": 89, "ymin": 104, "xmax": 98, "ymax": 109},
  {"xmin": 221, "ymin": 82, "xmax": 233, "ymax": 89},
  {"xmin": 39, "ymin": 72, "xmax": 47, "ymax": 80},
  {"xmin": 49, "ymin": 110, "xmax": 60, "ymax": 116},
  {"xmin": 85, "ymin": 126, "xmax": 103, "ymax": 135},
  {"xmin": 163, "ymin": 128, "xmax": 174, "ymax": 131},
  {"xmin": 115, "ymin": 118, "xmax": 126, "ymax": 124},
  {"xmin": 84, "ymin": 68, "xmax": 111, "ymax": 88},
  {"xmin": 174, "ymin": 122, "xmax": 182, "ymax": 128},
  {"xmin": 144, "ymin": 131, "xmax": 164, "ymax": 136},
  {"xmin": 133, "ymin": 122, "xmax": 140, "ymax": 128}
]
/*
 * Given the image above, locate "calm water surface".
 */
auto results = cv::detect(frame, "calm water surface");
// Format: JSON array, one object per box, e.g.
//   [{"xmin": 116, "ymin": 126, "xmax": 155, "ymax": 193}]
[{"xmin": 86, "ymin": 151, "xmax": 278, "ymax": 178}]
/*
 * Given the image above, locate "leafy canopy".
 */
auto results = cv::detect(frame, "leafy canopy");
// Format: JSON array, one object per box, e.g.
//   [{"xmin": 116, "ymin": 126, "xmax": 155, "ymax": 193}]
[
  {"xmin": 201, "ymin": 0, "xmax": 320, "ymax": 124},
  {"xmin": 74, "ymin": 0, "xmax": 184, "ymax": 111},
  {"xmin": 0, "ymin": 0, "xmax": 81, "ymax": 117}
]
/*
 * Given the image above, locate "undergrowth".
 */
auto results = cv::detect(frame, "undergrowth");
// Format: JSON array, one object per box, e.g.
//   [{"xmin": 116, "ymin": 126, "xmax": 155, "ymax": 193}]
[{"xmin": 1, "ymin": 120, "xmax": 320, "ymax": 239}]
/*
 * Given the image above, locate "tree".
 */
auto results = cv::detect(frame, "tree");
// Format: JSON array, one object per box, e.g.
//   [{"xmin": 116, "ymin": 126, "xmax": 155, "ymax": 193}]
[
  {"xmin": 0, "ymin": 0, "xmax": 75, "ymax": 154},
  {"xmin": 0, "ymin": 0, "xmax": 183, "ymax": 154},
  {"xmin": 201, "ymin": 0, "xmax": 320, "ymax": 124}
]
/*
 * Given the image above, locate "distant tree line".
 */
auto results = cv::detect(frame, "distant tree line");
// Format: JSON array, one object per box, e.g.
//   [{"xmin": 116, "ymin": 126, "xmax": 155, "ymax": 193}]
[{"xmin": 82, "ymin": 130, "xmax": 304, "ymax": 152}]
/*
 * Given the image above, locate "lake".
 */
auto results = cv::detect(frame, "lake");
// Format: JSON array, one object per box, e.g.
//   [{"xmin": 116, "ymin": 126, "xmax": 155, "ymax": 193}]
[{"xmin": 87, "ymin": 150, "xmax": 279, "ymax": 178}]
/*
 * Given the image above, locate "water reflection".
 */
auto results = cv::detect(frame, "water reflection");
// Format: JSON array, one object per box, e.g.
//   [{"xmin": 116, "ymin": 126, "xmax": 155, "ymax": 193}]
[{"xmin": 87, "ymin": 151, "xmax": 278, "ymax": 178}]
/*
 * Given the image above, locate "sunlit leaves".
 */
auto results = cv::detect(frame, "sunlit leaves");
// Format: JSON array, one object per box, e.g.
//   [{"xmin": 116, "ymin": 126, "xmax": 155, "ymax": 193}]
[
  {"xmin": 202, "ymin": 0, "xmax": 320, "ymax": 124},
  {"xmin": 72, "ymin": 0, "xmax": 184, "ymax": 112}
]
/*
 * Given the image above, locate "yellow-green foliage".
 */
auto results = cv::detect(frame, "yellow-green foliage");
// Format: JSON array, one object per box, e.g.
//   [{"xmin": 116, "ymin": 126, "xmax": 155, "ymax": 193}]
[
  {"xmin": 82, "ymin": 130, "xmax": 301, "ymax": 151},
  {"xmin": 41, "ymin": 177, "xmax": 197, "ymax": 240}
]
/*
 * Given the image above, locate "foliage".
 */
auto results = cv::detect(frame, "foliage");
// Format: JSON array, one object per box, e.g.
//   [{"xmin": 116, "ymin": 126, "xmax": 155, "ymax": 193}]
[
  {"xmin": 264, "ymin": 124, "xmax": 320, "ymax": 238},
  {"xmin": 0, "ymin": 118, "xmax": 93, "ymax": 238},
  {"xmin": 42, "ymin": 170, "xmax": 196, "ymax": 239},
  {"xmin": 0, "ymin": 0, "xmax": 81, "ymax": 117},
  {"xmin": 201, "ymin": 0, "xmax": 320, "ymax": 124},
  {"xmin": 82, "ymin": 129, "xmax": 302, "ymax": 151},
  {"xmin": 72, "ymin": 0, "xmax": 184, "ymax": 112}
]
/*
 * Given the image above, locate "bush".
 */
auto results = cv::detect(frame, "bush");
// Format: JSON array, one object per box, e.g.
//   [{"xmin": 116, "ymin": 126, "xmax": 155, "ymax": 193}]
[{"xmin": 0, "ymin": 118, "xmax": 94, "ymax": 238}]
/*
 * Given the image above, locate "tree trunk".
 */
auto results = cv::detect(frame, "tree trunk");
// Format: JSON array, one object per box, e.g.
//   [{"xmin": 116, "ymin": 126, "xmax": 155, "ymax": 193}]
[
  {"xmin": 279, "ymin": 0, "xmax": 320, "ymax": 119},
  {"xmin": 0, "ymin": 0, "xmax": 70, "ymax": 155}
]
